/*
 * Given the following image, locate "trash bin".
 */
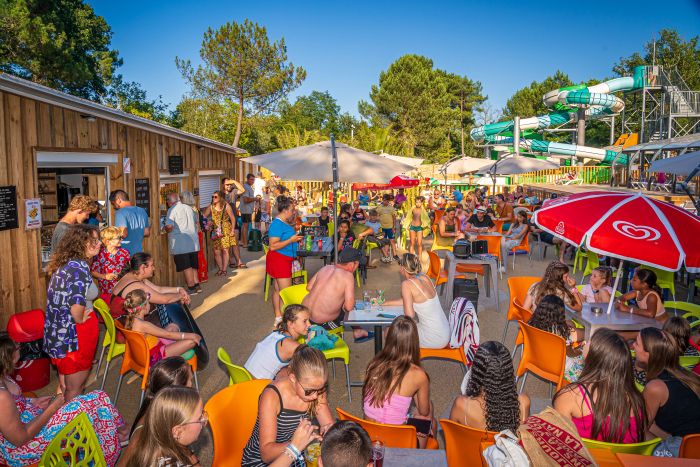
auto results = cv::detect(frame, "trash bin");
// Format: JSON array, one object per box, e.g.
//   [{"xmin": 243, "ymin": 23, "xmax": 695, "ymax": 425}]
[
  {"xmin": 7, "ymin": 309, "xmax": 50, "ymax": 391},
  {"xmin": 248, "ymin": 229, "xmax": 262, "ymax": 252}
]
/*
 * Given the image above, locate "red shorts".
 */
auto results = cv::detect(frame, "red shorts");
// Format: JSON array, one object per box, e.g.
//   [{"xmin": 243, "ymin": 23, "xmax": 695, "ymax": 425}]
[
  {"xmin": 51, "ymin": 316, "xmax": 99, "ymax": 375},
  {"xmin": 266, "ymin": 250, "xmax": 294, "ymax": 279}
]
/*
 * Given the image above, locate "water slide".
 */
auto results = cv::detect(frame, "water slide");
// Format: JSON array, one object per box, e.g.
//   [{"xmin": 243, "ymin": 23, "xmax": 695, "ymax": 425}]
[{"xmin": 470, "ymin": 73, "xmax": 645, "ymax": 164}]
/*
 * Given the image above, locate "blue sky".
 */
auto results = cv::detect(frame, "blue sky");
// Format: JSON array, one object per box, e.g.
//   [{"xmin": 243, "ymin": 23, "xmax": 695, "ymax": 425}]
[{"xmin": 91, "ymin": 0, "xmax": 700, "ymax": 118}]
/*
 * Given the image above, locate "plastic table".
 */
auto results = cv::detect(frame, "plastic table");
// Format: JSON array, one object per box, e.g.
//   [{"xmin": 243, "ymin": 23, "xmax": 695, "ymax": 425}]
[
  {"xmin": 443, "ymin": 251, "xmax": 501, "ymax": 313},
  {"xmin": 565, "ymin": 303, "xmax": 664, "ymax": 340},
  {"xmin": 616, "ymin": 453, "xmax": 700, "ymax": 466},
  {"xmin": 384, "ymin": 447, "xmax": 448, "ymax": 467}
]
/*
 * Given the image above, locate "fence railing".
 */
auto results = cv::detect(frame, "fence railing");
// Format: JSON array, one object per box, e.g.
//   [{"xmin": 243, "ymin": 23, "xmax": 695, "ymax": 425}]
[{"xmin": 517, "ymin": 166, "xmax": 612, "ymax": 185}]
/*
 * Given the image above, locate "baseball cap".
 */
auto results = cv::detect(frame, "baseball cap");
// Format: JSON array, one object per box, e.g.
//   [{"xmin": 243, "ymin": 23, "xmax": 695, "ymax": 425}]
[
  {"xmin": 338, "ymin": 247, "xmax": 367, "ymax": 265},
  {"xmin": 476, "ymin": 206, "xmax": 487, "ymax": 213}
]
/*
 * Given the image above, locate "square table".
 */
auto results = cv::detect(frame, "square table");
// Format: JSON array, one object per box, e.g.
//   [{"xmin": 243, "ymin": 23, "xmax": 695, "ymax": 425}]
[
  {"xmin": 565, "ymin": 303, "xmax": 664, "ymax": 341},
  {"xmin": 297, "ymin": 237, "xmax": 334, "ymax": 266},
  {"xmin": 616, "ymin": 453, "xmax": 700, "ymax": 466},
  {"xmin": 384, "ymin": 447, "xmax": 448, "ymax": 467},
  {"xmin": 343, "ymin": 305, "xmax": 405, "ymax": 355},
  {"xmin": 443, "ymin": 251, "xmax": 501, "ymax": 314}
]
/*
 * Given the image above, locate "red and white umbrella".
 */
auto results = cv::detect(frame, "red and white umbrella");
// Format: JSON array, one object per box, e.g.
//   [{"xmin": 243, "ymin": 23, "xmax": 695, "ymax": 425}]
[
  {"xmin": 531, "ymin": 191, "xmax": 700, "ymax": 312},
  {"xmin": 352, "ymin": 174, "xmax": 419, "ymax": 191}
]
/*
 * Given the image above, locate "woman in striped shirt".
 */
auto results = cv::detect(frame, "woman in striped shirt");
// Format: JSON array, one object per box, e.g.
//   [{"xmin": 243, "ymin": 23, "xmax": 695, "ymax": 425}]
[{"xmin": 242, "ymin": 346, "xmax": 334, "ymax": 467}]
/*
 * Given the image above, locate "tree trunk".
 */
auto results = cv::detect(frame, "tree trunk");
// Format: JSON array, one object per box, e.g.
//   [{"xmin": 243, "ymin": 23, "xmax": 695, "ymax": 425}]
[
  {"xmin": 460, "ymin": 99, "xmax": 465, "ymax": 155},
  {"xmin": 233, "ymin": 95, "xmax": 244, "ymax": 148}
]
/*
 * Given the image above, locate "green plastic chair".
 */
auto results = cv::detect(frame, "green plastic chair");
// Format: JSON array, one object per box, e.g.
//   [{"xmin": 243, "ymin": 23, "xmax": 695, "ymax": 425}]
[
  {"xmin": 93, "ymin": 299, "xmax": 126, "ymax": 392},
  {"xmin": 280, "ymin": 284, "xmax": 344, "ymax": 338},
  {"xmin": 217, "ymin": 348, "xmax": 253, "ymax": 385},
  {"xmin": 666, "ymin": 301, "xmax": 700, "ymax": 327},
  {"xmin": 262, "ymin": 245, "xmax": 308, "ymax": 301},
  {"xmin": 572, "ymin": 247, "xmax": 588, "ymax": 274},
  {"xmin": 635, "ymin": 380, "xmax": 645, "ymax": 393},
  {"xmin": 39, "ymin": 412, "xmax": 106, "ymax": 467},
  {"xmin": 580, "ymin": 250, "xmax": 600, "ymax": 284},
  {"xmin": 680, "ymin": 355, "xmax": 700, "ymax": 370},
  {"xmin": 582, "ymin": 437, "xmax": 661, "ymax": 456},
  {"xmin": 640, "ymin": 265, "xmax": 676, "ymax": 300}
]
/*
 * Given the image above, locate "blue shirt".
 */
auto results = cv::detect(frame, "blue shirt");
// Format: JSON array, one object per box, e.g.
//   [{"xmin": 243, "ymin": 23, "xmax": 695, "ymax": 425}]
[
  {"xmin": 269, "ymin": 218, "xmax": 297, "ymax": 258},
  {"xmin": 523, "ymin": 195, "xmax": 538, "ymax": 205},
  {"xmin": 115, "ymin": 206, "xmax": 150, "ymax": 256},
  {"xmin": 358, "ymin": 194, "xmax": 370, "ymax": 204},
  {"xmin": 452, "ymin": 190, "xmax": 464, "ymax": 203}
]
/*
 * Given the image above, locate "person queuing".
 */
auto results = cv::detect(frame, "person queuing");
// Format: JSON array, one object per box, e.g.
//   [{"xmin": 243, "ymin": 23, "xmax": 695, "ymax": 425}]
[
  {"xmin": 254, "ymin": 171, "xmax": 267, "ymax": 229},
  {"xmin": 223, "ymin": 177, "xmax": 247, "ymax": 269},
  {"xmin": 0, "ymin": 334, "xmax": 128, "ymax": 467},
  {"xmin": 245, "ymin": 305, "xmax": 311, "ymax": 380},
  {"xmin": 164, "ymin": 193, "xmax": 201, "ymax": 296},
  {"xmin": 242, "ymin": 346, "xmax": 333, "ymax": 467},
  {"xmin": 202, "ymin": 190, "xmax": 239, "ymax": 277},
  {"xmin": 110, "ymin": 190, "xmax": 150, "ymax": 256},
  {"xmin": 382, "ymin": 254, "xmax": 450, "ymax": 349},
  {"xmin": 362, "ymin": 316, "xmax": 437, "ymax": 449},
  {"xmin": 44, "ymin": 224, "xmax": 101, "ymax": 402},
  {"xmin": 435, "ymin": 207, "xmax": 465, "ymax": 249},
  {"xmin": 449, "ymin": 341, "xmax": 530, "ymax": 432},
  {"xmin": 267, "ymin": 196, "xmax": 304, "ymax": 327},
  {"xmin": 181, "ymin": 190, "xmax": 209, "ymax": 286},
  {"xmin": 402, "ymin": 197, "xmax": 430, "ymax": 261},
  {"xmin": 90, "ymin": 226, "xmax": 131, "ymax": 306},
  {"xmin": 51, "ymin": 195, "xmax": 97, "ymax": 252},
  {"xmin": 240, "ymin": 174, "xmax": 262, "ymax": 248},
  {"xmin": 554, "ymin": 328, "xmax": 647, "ymax": 444},
  {"xmin": 110, "ymin": 252, "xmax": 190, "ymax": 318}
]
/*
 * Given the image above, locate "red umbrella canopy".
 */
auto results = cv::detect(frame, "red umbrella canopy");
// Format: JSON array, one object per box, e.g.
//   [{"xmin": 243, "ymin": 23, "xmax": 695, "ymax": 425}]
[
  {"xmin": 352, "ymin": 175, "xmax": 419, "ymax": 191},
  {"xmin": 531, "ymin": 191, "xmax": 700, "ymax": 272}
]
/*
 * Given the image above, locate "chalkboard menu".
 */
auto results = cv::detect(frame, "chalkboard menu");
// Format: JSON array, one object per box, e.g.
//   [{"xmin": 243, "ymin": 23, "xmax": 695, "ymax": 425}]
[
  {"xmin": 169, "ymin": 155, "xmax": 183, "ymax": 175},
  {"xmin": 134, "ymin": 178, "xmax": 151, "ymax": 217},
  {"xmin": 301, "ymin": 225, "xmax": 328, "ymax": 237},
  {"xmin": 0, "ymin": 186, "xmax": 19, "ymax": 231}
]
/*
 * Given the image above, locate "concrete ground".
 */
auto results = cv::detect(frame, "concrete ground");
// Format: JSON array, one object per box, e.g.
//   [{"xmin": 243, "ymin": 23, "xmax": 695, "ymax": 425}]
[{"xmin": 29, "ymin": 235, "xmax": 696, "ymax": 466}]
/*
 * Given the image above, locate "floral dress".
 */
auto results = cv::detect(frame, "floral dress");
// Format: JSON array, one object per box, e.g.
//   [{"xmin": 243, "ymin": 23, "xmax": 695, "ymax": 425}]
[
  {"xmin": 90, "ymin": 247, "xmax": 131, "ymax": 296},
  {"xmin": 0, "ymin": 377, "xmax": 124, "ymax": 467},
  {"xmin": 211, "ymin": 206, "xmax": 235, "ymax": 249}
]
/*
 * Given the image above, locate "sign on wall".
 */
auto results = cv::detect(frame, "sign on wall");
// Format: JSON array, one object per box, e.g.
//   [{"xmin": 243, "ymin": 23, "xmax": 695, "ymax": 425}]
[
  {"xmin": 123, "ymin": 158, "xmax": 131, "ymax": 174},
  {"xmin": 135, "ymin": 178, "xmax": 151, "ymax": 217},
  {"xmin": 0, "ymin": 186, "xmax": 19, "ymax": 231},
  {"xmin": 25, "ymin": 199, "xmax": 42, "ymax": 229},
  {"xmin": 169, "ymin": 155, "xmax": 183, "ymax": 175}
]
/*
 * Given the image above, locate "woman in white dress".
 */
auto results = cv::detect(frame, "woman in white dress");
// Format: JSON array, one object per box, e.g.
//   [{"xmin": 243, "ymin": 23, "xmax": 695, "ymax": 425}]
[{"xmin": 382, "ymin": 253, "xmax": 451, "ymax": 349}]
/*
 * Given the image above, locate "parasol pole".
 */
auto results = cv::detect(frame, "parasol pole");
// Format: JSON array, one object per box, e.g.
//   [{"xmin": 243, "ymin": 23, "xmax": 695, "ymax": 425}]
[
  {"xmin": 607, "ymin": 260, "xmax": 625, "ymax": 314},
  {"xmin": 331, "ymin": 133, "xmax": 339, "ymax": 264}
]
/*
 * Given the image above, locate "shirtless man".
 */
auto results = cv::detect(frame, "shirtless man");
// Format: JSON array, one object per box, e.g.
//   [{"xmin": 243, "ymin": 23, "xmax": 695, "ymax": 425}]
[{"xmin": 302, "ymin": 248, "xmax": 373, "ymax": 343}]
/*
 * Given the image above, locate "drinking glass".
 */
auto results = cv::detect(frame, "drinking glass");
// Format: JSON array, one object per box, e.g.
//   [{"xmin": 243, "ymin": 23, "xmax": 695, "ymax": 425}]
[
  {"xmin": 376, "ymin": 289, "xmax": 385, "ymax": 313},
  {"xmin": 371, "ymin": 437, "xmax": 385, "ymax": 467},
  {"xmin": 363, "ymin": 291, "xmax": 371, "ymax": 310}
]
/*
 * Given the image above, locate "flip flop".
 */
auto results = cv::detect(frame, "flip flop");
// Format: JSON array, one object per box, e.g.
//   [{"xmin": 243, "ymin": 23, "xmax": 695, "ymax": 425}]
[
  {"xmin": 238, "ymin": 264, "xmax": 248, "ymax": 269},
  {"xmin": 354, "ymin": 331, "xmax": 375, "ymax": 344},
  {"xmin": 229, "ymin": 263, "xmax": 238, "ymax": 269}
]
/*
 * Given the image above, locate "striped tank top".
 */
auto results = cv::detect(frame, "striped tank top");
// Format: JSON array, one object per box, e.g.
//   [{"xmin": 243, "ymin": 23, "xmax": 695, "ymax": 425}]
[{"xmin": 241, "ymin": 385, "xmax": 308, "ymax": 467}]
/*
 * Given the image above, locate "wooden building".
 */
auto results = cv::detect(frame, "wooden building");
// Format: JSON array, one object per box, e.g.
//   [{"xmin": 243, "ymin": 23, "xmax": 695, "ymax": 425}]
[{"xmin": 0, "ymin": 73, "xmax": 248, "ymax": 328}]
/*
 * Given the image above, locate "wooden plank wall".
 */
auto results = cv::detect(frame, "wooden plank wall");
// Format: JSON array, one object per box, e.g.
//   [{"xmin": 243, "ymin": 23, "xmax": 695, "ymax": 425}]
[{"xmin": 0, "ymin": 91, "xmax": 240, "ymax": 328}]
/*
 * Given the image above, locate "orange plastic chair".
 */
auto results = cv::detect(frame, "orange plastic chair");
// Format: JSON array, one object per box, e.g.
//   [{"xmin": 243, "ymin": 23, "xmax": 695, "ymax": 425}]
[
  {"xmin": 420, "ymin": 345, "xmax": 467, "ymax": 375},
  {"xmin": 510, "ymin": 232, "xmax": 533, "ymax": 270},
  {"xmin": 434, "ymin": 209, "xmax": 445, "ymax": 225},
  {"xmin": 114, "ymin": 321, "xmax": 198, "ymax": 407},
  {"xmin": 503, "ymin": 276, "xmax": 540, "ymax": 344},
  {"xmin": 426, "ymin": 250, "xmax": 464, "ymax": 294},
  {"xmin": 510, "ymin": 298, "xmax": 534, "ymax": 359},
  {"xmin": 205, "ymin": 379, "xmax": 271, "ymax": 467},
  {"xmin": 336, "ymin": 408, "xmax": 439, "ymax": 450},
  {"xmin": 680, "ymin": 434, "xmax": 700, "ymax": 459},
  {"xmin": 493, "ymin": 219, "xmax": 506, "ymax": 235},
  {"xmin": 516, "ymin": 320, "xmax": 567, "ymax": 397},
  {"xmin": 441, "ymin": 418, "xmax": 497, "ymax": 467}
]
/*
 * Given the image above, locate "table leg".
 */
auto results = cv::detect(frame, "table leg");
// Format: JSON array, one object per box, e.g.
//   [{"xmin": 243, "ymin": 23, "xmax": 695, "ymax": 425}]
[
  {"xmin": 374, "ymin": 325, "xmax": 383, "ymax": 355},
  {"xmin": 445, "ymin": 255, "xmax": 456, "ymax": 307},
  {"xmin": 483, "ymin": 265, "xmax": 491, "ymax": 298},
  {"xmin": 492, "ymin": 262, "xmax": 500, "ymax": 313}
]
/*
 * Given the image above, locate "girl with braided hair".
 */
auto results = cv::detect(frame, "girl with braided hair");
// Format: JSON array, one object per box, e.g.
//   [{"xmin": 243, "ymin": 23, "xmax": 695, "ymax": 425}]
[
  {"xmin": 523, "ymin": 261, "xmax": 582, "ymax": 312},
  {"xmin": 449, "ymin": 341, "xmax": 530, "ymax": 432},
  {"xmin": 122, "ymin": 289, "xmax": 201, "ymax": 368}
]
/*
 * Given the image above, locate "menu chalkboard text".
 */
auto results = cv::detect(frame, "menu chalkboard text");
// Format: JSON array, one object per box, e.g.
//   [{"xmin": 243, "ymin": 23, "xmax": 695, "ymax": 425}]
[
  {"xmin": 134, "ymin": 178, "xmax": 151, "ymax": 217},
  {"xmin": 0, "ymin": 186, "xmax": 19, "ymax": 231},
  {"xmin": 169, "ymin": 155, "xmax": 183, "ymax": 175}
]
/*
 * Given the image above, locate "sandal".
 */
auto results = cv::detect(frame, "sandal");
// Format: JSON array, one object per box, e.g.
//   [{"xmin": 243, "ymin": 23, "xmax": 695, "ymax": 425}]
[
  {"xmin": 238, "ymin": 264, "xmax": 248, "ymax": 269},
  {"xmin": 216, "ymin": 270, "xmax": 226, "ymax": 276},
  {"xmin": 229, "ymin": 263, "xmax": 238, "ymax": 269}
]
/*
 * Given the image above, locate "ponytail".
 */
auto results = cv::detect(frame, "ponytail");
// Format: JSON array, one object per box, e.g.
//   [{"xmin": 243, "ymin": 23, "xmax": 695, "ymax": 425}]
[
  {"xmin": 276, "ymin": 304, "xmax": 308, "ymax": 333},
  {"xmin": 635, "ymin": 269, "xmax": 665, "ymax": 303},
  {"xmin": 116, "ymin": 252, "xmax": 153, "ymax": 282},
  {"xmin": 123, "ymin": 289, "xmax": 149, "ymax": 330},
  {"xmin": 593, "ymin": 266, "xmax": 613, "ymax": 287}
]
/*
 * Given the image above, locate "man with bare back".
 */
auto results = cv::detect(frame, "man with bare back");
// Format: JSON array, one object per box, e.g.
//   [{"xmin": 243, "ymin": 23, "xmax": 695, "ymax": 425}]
[{"xmin": 302, "ymin": 248, "xmax": 373, "ymax": 343}]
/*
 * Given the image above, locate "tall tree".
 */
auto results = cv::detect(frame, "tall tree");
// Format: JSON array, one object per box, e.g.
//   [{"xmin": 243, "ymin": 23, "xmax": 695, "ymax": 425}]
[
  {"xmin": 279, "ymin": 91, "xmax": 339, "ymax": 132},
  {"xmin": 442, "ymin": 72, "xmax": 486, "ymax": 155},
  {"xmin": 100, "ymin": 75, "xmax": 170, "ymax": 123},
  {"xmin": 613, "ymin": 28, "xmax": 700, "ymax": 90},
  {"xmin": 0, "ymin": 0, "xmax": 121, "ymax": 99},
  {"xmin": 274, "ymin": 124, "xmax": 325, "ymax": 150},
  {"xmin": 176, "ymin": 19, "xmax": 306, "ymax": 147},
  {"xmin": 369, "ymin": 54, "xmax": 453, "ymax": 158},
  {"xmin": 502, "ymin": 70, "xmax": 574, "ymax": 121},
  {"xmin": 341, "ymin": 123, "xmax": 414, "ymax": 157}
]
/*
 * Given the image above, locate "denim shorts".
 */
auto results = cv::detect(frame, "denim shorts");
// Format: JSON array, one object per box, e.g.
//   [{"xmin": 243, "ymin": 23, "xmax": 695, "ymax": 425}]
[{"xmin": 382, "ymin": 228, "xmax": 395, "ymax": 240}]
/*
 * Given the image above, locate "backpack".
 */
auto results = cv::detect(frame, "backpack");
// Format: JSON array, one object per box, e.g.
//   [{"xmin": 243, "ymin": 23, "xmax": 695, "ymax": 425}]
[{"xmin": 483, "ymin": 430, "xmax": 530, "ymax": 467}]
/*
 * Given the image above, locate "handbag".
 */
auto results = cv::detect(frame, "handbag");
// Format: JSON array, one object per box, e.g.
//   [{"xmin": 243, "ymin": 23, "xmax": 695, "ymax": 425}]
[
  {"xmin": 483, "ymin": 430, "xmax": 530, "ymax": 467},
  {"xmin": 210, "ymin": 224, "xmax": 224, "ymax": 240}
]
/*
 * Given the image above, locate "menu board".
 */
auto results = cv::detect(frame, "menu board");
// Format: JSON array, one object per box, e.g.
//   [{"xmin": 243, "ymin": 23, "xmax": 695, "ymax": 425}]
[
  {"xmin": 134, "ymin": 178, "xmax": 151, "ymax": 217},
  {"xmin": 0, "ymin": 186, "xmax": 19, "ymax": 231},
  {"xmin": 301, "ymin": 225, "xmax": 327, "ymax": 237},
  {"xmin": 169, "ymin": 155, "xmax": 183, "ymax": 175}
]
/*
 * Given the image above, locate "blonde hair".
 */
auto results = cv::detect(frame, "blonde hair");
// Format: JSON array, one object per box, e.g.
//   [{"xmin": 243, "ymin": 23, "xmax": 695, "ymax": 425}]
[
  {"xmin": 592, "ymin": 266, "xmax": 613, "ymax": 287},
  {"xmin": 67, "ymin": 195, "xmax": 97, "ymax": 213},
  {"xmin": 100, "ymin": 226, "xmax": 122, "ymax": 244},
  {"xmin": 289, "ymin": 345, "xmax": 328, "ymax": 417},
  {"xmin": 401, "ymin": 253, "xmax": 422, "ymax": 276},
  {"xmin": 123, "ymin": 289, "xmax": 149, "ymax": 330},
  {"xmin": 125, "ymin": 387, "xmax": 201, "ymax": 467}
]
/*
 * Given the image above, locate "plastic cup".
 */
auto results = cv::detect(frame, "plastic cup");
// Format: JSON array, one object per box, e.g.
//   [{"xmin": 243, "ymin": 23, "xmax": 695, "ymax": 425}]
[
  {"xmin": 305, "ymin": 440, "xmax": 321, "ymax": 467},
  {"xmin": 371, "ymin": 437, "xmax": 385, "ymax": 467}
]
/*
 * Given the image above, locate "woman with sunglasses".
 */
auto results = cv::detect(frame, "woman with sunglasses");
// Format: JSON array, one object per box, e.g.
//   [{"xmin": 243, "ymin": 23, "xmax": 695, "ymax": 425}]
[
  {"xmin": 242, "ymin": 345, "xmax": 333, "ymax": 467},
  {"xmin": 44, "ymin": 224, "xmax": 102, "ymax": 402},
  {"xmin": 90, "ymin": 226, "xmax": 131, "ymax": 307},
  {"xmin": 202, "ymin": 189, "xmax": 239, "ymax": 276},
  {"xmin": 122, "ymin": 289, "xmax": 201, "ymax": 368},
  {"xmin": 350, "ymin": 200, "xmax": 367, "ymax": 224}
]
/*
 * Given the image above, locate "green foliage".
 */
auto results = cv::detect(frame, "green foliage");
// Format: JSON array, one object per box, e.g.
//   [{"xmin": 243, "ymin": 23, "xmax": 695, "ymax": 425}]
[
  {"xmin": 101, "ymin": 75, "xmax": 171, "ymax": 123},
  {"xmin": 441, "ymin": 71, "xmax": 487, "ymax": 156},
  {"xmin": 339, "ymin": 123, "xmax": 414, "ymax": 157},
  {"xmin": 369, "ymin": 54, "xmax": 453, "ymax": 158},
  {"xmin": 0, "ymin": 0, "xmax": 121, "ymax": 100},
  {"xmin": 172, "ymin": 93, "xmax": 241, "ymax": 146},
  {"xmin": 613, "ymin": 28, "xmax": 700, "ymax": 90},
  {"xmin": 176, "ymin": 19, "xmax": 306, "ymax": 147},
  {"xmin": 502, "ymin": 71, "xmax": 574, "ymax": 121},
  {"xmin": 274, "ymin": 123, "xmax": 325, "ymax": 150},
  {"xmin": 278, "ymin": 90, "xmax": 359, "ymax": 137}
]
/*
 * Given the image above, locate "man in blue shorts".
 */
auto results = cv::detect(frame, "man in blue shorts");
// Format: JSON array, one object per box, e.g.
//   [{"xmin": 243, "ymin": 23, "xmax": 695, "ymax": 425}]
[{"xmin": 376, "ymin": 194, "xmax": 398, "ymax": 262}]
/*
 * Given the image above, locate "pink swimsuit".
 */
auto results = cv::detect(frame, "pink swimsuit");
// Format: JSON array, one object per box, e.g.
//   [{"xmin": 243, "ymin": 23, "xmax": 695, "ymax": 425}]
[
  {"xmin": 572, "ymin": 385, "xmax": 639, "ymax": 444},
  {"xmin": 363, "ymin": 393, "xmax": 412, "ymax": 425}
]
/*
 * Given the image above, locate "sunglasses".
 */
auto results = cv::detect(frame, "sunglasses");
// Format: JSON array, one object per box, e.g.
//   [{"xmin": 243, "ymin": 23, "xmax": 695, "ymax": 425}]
[
  {"xmin": 181, "ymin": 410, "xmax": 209, "ymax": 427},
  {"xmin": 297, "ymin": 380, "xmax": 328, "ymax": 397},
  {"xmin": 112, "ymin": 236, "xmax": 123, "ymax": 241}
]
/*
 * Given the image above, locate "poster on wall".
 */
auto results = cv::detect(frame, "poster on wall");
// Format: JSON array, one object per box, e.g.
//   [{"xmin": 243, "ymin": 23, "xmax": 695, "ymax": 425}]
[
  {"xmin": 123, "ymin": 158, "xmax": 131, "ymax": 174},
  {"xmin": 134, "ymin": 178, "xmax": 151, "ymax": 217},
  {"xmin": 25, "ymin": 199, "xmax": 42, "ymax": 229},
  {"xmin": 0, "ymin": 186, "xmax": 19, "ymax": 231}
]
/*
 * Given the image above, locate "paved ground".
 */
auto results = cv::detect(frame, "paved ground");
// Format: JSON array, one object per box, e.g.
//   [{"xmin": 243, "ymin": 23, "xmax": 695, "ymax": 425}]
[{"xmin": 29, "ymin": 235, "xmax": 695, "ymax": 465}]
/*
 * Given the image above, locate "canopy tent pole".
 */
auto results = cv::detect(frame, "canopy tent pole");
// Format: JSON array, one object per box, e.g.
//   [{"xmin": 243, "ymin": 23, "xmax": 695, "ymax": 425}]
[
  {"xmin": 607, "ymin": 260, "xmax": 625, "ymax": 314},
  {"xmin": 331, "ymin": 134, "xmax": 339, "ymax": 264}
]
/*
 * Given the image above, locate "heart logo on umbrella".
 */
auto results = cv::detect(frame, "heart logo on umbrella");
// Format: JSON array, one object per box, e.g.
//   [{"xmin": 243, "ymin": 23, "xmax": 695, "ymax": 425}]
[
  {"xmin": 612, "ymin": 221, "xmax": 661, "ymax": 241},
  {"xmin": 555, "ymin": 222, "xmax": 565, "ymax": 235}
]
